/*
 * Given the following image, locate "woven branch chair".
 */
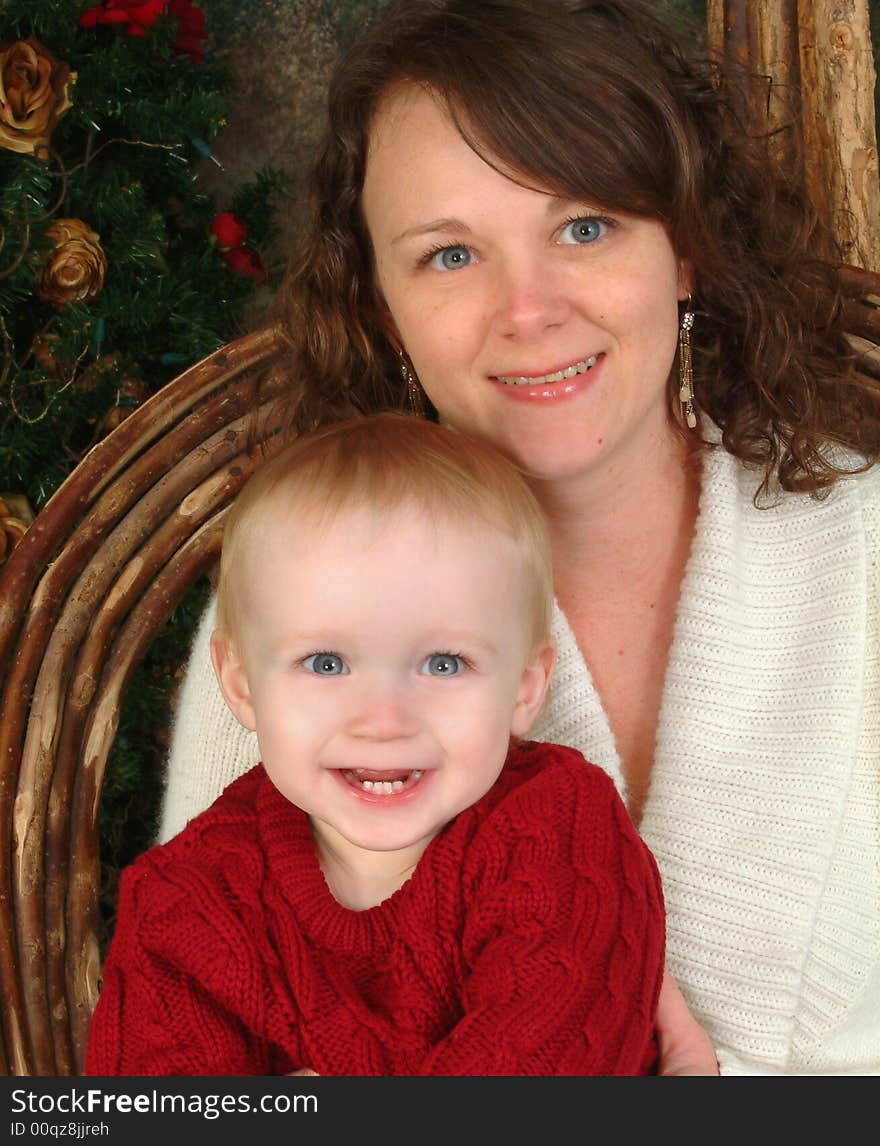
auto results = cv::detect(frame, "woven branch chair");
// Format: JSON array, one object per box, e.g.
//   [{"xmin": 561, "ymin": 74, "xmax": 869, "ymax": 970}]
[
  {"xmin": 1, "ymin": 265, "xmax": 879, "ymax": 1077},
  {"xmin": 0, "ymin": 325, "xmax": 287, "ymax": 1076}
]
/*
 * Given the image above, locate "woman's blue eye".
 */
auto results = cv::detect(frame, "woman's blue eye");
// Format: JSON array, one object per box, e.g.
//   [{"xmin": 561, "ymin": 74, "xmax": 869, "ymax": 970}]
[
  {"xmin": 421, "ymin": 653, "xmax": 465, "ymax": 677},
  {"xmin": 559, "ymin": 217, "xmax": 607, "ymax": 245},
  {"xmin": 429, "ymin": 245, "xmax": 473, "ymax": 271},
  {"xmin": 303, "ymin": 653, "xmax": 348, "ymax": 676}
]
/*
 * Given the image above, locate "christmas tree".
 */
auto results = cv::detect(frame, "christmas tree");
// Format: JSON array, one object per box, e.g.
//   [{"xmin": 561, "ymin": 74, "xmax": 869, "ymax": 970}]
[{"xmin": 0, "ymin": 0, "xmax": 285, "ymax": 936}]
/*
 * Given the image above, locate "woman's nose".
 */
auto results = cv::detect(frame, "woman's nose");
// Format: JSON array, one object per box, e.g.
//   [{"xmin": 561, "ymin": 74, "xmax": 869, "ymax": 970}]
[{"xmin": 492, "ymin": 257, "xmax": 571, "ymax": 339}]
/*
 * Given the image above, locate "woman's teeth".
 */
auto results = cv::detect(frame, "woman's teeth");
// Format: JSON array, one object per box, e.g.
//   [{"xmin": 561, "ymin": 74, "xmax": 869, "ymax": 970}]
[
  {"xmin": 343, "ymin": 768, "xmax": 425, "ymax": 795},
  {"xmin": 497, "ymin": 355, "xmax": 598, "ymax": 386}
]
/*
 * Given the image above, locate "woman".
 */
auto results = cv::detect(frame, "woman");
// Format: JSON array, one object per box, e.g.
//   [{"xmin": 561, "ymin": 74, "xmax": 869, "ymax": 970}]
[{"xmin": 161, "ymin": 0, "xmax": 880, "ymax": 1074}]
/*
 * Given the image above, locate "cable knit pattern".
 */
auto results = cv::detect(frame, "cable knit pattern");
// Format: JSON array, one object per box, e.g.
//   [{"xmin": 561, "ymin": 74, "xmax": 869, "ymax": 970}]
[
  {"xmin": 532, "ymin": 449, "xmax": 880, "ymax": 1076},
  {"xmin": 88, "ymin": 743, "xmax": 664, "ymax": 1076},
  {"xmin": 158, "ymin": 446, "xmax": 880, "ymax": 1075}
]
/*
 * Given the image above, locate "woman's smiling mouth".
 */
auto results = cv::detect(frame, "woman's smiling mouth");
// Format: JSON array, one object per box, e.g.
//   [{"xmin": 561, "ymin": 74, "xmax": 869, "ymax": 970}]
[{"xmin": 493, "ymin": 354, "xmax": 599, "ymax": 386}]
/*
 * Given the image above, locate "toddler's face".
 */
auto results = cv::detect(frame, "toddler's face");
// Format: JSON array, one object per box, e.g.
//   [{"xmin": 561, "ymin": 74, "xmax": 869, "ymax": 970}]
[{"xmin": 214, "ymin": 505, "xmax": 552, "ymax": 869}]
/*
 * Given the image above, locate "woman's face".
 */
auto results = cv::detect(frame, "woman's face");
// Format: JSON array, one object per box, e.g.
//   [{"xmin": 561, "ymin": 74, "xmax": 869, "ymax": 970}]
[{"xmin": 362, "ymin": 85, "xmax": 691, "ymax": 491}]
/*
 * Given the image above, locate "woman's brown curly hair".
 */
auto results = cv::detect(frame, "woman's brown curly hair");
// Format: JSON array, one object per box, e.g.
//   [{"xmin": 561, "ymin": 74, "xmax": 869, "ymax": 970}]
[{"xmin": 270, "ymin": 0, "xmax": 880, "ymax": 496}]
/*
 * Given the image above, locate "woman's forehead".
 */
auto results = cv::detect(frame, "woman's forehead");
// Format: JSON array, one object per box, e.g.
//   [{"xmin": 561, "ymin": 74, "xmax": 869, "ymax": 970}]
[{"xmin": 363, "ymin": 85, "xmax": 563, "ymax": 226}]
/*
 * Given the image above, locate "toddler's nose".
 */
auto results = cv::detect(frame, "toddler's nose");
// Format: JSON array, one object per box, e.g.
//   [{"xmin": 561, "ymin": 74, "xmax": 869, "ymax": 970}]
[{"xmin": 346, "ymin": 680, "xmax": 418, "ymax": 743}]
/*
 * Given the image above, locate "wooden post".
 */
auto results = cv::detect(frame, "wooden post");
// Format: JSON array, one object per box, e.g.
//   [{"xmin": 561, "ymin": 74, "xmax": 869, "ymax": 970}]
[
  {"xmin": 707, "ymin": 1, "xmax": 880, "ymax": 270},
  {"xmin": 706, "ymin": 0, "xmax": 724, "ymax": 59},
  {"xmin": 750, "ymin": 0, "xmax": 803, "ymax": 174},
  {"xmin": 799, "ymin": 0, "xmax": 880, "ymax": 269}
]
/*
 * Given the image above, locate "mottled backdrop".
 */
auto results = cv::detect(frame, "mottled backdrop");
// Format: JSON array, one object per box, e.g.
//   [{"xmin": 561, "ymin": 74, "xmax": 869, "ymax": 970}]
[{"xmin": 201, "ymin": 1, "xmax": 388, "ymax": 260}]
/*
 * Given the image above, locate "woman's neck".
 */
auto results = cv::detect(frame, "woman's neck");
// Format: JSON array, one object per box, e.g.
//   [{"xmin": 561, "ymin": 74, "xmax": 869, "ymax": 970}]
[
  {"xmin": 529, "ymin": 425, "xmax": 702, "ymax": 824},
  {"xmin": 532, "ymin": 427, "xmax": 701, "ymax": 603}
]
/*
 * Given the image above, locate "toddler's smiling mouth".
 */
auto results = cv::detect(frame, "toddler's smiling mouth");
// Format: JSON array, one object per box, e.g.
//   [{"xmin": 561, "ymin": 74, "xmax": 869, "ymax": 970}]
[{"xmin": 339, "ymin": 767, "xmax": 426, "ymax": 795}]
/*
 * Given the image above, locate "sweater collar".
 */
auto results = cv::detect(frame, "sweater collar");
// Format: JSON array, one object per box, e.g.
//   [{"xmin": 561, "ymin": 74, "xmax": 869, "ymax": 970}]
[
  {"xmin": 254, "ymin": 773, "xmax": 412, "ymax": 952},
  {"xmin": 532, "ymin": 440, "xmax": 867, "ymax": 819}
]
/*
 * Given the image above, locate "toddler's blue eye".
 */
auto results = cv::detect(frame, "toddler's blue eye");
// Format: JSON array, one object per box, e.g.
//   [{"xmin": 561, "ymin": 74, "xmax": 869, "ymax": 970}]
[
  {"xmin": 560, "ymin": 217, "xmax": 607, "ymax": 245},
  {"xmin": 430, "ymin": 245, "xmax": 473, "ymax": 271},
  {"xmin": 303, "ymin": 653, "xmax": 348, "ymax": 675},
  {"xmin": 421, "ymin": 654, "xmax": 465, "ymax": 676}
]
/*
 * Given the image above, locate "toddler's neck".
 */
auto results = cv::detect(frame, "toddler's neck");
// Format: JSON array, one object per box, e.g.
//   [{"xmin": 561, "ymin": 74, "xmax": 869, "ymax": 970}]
[{"xmin": 310, "ymin": 817, "xmax": 432, "ymax": 911}]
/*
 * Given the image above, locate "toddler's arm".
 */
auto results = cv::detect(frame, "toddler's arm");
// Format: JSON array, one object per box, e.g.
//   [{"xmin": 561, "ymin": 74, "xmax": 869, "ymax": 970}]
[
  {"xmin": 418, "ymin": 750, "xmax": 665, "ymax": 1076},
  {"xmin": 85, "ymin": 859, "xmax": 265, "ymax": 1076}
]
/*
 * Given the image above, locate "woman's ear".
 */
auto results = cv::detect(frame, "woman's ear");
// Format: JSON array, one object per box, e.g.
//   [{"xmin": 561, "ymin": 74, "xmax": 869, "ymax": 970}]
[
  {"xmin": 210, "ymin": 630, "xmax": 257, "ymax": 731},
  {"xmin": 511, "ymin": 638, "xmax": 556, "ymax": 738}
]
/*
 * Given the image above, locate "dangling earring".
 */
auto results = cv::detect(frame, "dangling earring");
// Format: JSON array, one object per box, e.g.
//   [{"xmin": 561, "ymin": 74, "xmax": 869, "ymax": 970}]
[
  {"xmin": 397, "ymin": 348, "xmax": 426, "ymax": 417},
  {"xmin": 678, "ymin": 299, "xmax": 697, "ymax": 430}
]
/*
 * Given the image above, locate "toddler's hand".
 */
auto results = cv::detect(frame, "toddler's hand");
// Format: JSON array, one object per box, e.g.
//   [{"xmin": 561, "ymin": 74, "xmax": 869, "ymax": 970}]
[{"xmin": 656, "ymin": 971, "xmax": 719, "ymax": 1076}]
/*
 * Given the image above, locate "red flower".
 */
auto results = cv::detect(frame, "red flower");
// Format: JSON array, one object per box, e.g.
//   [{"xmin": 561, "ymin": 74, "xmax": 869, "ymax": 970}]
[
  {"xmin": 79, "ymin": 1, "xmax": 167, "ymax": 35},
  {"xmin": 79, "ymin": 0, "xmax": 207, "ymax": 64},
  {"xmin": 210, "ymin": 212, "xmax": 248, "ymax": 251},
  {"xmin": 168, "ymin": 0, "xmax": 207, "ymax": 64},
  {"xmin": 224, "ymin": 247, "xmax": 267, "ymax": 285}
]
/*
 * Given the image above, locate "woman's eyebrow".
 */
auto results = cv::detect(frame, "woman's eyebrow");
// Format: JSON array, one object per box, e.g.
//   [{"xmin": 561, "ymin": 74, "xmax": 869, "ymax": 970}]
[
  {"xmin": 551, "ymin": 197, "xmax": 608, "ymax": 214},
  {"xmin": 391, "ymin": 218, "xmax": 474, "ymax": 245}
]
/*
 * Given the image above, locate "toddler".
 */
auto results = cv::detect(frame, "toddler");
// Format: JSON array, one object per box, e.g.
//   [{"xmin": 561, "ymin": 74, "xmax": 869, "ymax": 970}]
[{"xmin": 86, "ymin": 414, "xmax": 665, "ymax": 1075}]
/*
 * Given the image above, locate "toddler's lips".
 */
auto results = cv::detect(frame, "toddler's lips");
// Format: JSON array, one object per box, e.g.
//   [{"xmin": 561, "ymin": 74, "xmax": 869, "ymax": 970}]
[{"xmin": 339, "ymin": 767, "xmax": 426, "ymax": 796}]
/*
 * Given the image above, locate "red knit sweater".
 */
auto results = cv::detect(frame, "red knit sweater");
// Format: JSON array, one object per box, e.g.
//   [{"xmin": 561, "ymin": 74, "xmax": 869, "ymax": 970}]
[{"xmin": 86, "ymin": 741, "xmax": 664, "ymax": 1076}]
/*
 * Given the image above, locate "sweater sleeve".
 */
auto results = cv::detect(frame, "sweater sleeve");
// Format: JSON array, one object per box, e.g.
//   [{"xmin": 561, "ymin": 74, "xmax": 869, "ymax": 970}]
[
  {"xmin": 85, "ymin": 854, "xmax": 271, "ymax": 1076},
  {"xmin": 159, "ymin": 595, "xmax": 259, "ymax": 843},
  {"xmin": 418, "ymin": 752, "xmax": 665, "ymax": 1076}
]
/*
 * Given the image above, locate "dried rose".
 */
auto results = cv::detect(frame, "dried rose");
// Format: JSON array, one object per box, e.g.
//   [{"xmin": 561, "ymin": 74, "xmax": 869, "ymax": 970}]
[
  {"xmin": 0, "ymin": 494, "xmax": 34, "ymax": 565},
  {"xmin": 210, "ymin": 212, "xmax": 248, "ymax": 251},
  {"xmin": 76, "ymin": 351, "xmax": 122, "ymax": 393},
  {"xmin": 36, "ymin": 219, "xmax": 108, "ymax": 309},
  {"xmin": 0, "ymin": 38, "xmax": 75, "ymax": 157},
  {"xmin": 96, "ymin": 376, "xmax": 151, "ymax": 437},
  {"xmin": 31, "ymin": 332, "xmax": 63, "ymax": 376},
  {"xmin": 224, "ymin": 246, "xmax": 267, "ymax": 285}
]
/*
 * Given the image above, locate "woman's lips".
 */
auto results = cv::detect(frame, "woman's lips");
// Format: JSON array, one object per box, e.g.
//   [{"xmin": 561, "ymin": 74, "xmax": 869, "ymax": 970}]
[
  {"xmin": 490, "ymin": 353, "xmax": 604, "ymax": 402},
  {"xmin": 494, "ymin": 354, "xmax": 599, "ymax": 386}
]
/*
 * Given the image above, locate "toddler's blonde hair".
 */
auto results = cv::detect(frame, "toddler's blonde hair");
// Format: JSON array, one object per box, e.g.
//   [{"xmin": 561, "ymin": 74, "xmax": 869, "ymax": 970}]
[{"xmin": 216, "ymin": 413, "xmax": 553, "ymax": 650}]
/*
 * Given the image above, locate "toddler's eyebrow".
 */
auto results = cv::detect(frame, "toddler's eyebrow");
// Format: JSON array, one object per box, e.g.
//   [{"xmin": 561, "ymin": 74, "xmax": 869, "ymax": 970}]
[{"xmin": 427, "ymin": 633, "xmax": 500, "ymax": 656}]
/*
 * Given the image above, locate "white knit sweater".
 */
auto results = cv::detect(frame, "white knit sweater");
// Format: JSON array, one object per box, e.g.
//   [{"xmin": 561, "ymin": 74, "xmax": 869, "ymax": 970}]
[{"xmin": 160, "ymin": 443, "xmax": 880, "ymax": 1075}]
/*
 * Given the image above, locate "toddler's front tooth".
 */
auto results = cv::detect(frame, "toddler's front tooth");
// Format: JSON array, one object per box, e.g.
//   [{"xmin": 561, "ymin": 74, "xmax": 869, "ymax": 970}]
[
  {"xmin": 563, "ymin": 365, "xmax": 577, "ymax": 378},
  {"xmin": 362, "ymin": 780, "xmax": 374, "ymax": 791},
  {"xmin": 392, "ymin": 780, "xmax": 404, "ymax": 792},
  {"xmin": 381, "ymin": 781, "xmax": 393, "ymax": 795},
  {"xmin": 546, "ymin": 370, "xmax": 564, "ymax": 382}
]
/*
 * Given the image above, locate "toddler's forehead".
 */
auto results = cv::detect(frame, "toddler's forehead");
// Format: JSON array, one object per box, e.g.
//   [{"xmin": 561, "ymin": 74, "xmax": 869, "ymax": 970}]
[
  {"xmin": 230, "ymin": 490, "xmax": 542, "ymax": 652},
  {"xmin": 252, "ymin": 492, "xmax": 513, "ymax": 554}
]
